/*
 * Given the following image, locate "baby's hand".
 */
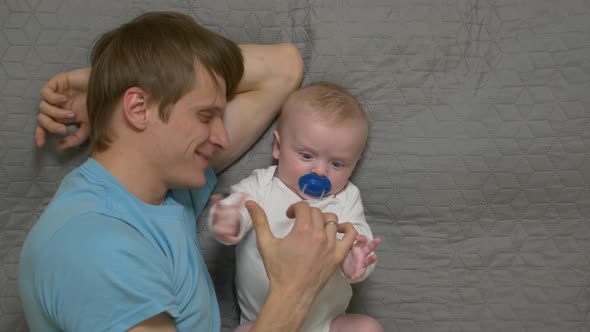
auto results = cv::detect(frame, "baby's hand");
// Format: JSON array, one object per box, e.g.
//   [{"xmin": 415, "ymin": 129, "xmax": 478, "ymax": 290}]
[
  {"xmin": 341, "ymin": 235, "xmax": 381, "ymax": 281},
  {"xmin": 210, "ymin": 193, "xmax": 247, "ymax": 244}
]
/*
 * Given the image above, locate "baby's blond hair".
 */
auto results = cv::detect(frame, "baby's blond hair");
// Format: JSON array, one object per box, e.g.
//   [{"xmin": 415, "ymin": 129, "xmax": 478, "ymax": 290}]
[{"xmin": 278, "ymin": 82, "xmax": 368, "ymax": 133}]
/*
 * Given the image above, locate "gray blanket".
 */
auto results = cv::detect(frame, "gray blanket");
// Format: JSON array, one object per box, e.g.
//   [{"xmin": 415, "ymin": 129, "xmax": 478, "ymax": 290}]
[{"xmin": 2, "ymin": 1, "xmax": 589, "ymax": 331}]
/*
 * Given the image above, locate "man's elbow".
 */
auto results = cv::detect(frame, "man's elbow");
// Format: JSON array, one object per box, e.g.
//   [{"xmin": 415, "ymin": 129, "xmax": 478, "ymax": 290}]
[{"xmin": 277, "ymin": 43, "xmax": 304, "ymax": 91}]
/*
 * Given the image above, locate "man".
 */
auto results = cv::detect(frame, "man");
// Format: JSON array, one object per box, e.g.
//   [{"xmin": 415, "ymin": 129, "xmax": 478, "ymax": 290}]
[{"xmin": 20, "ymin": 12, "xmax": 357, "ymax": 332}]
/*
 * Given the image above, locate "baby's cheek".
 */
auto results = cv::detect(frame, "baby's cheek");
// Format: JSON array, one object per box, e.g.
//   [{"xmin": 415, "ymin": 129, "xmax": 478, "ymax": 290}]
[{"xmin": 330, "ymin": 178, "xmax": 348, "ymax": 195}]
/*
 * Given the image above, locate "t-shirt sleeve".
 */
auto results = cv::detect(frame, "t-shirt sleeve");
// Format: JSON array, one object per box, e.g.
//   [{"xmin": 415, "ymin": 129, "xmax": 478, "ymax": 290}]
[{"xmin": 34, "ymin": 214, "xmax": 179, "ymax": 332}]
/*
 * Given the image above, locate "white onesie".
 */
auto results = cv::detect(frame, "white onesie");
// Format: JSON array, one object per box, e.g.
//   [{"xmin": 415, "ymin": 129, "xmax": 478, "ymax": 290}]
[{"xmin": 208, "ymin": 166, "xmax": 375, "ymax": 332}]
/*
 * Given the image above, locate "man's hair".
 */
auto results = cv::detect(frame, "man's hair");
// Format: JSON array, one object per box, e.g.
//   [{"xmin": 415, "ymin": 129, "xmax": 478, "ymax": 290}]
[
  {"xmin": 278, "ymin": 81, "xmax": 368, "ymax": 132},
  {"xmin": 87, "ymin": 11, "xmax": 244, "ymax": 153}
]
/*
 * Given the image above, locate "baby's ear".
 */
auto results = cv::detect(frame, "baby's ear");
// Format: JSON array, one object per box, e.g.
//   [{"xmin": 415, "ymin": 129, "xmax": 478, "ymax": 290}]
[{"xmin": 272, "ymin": 130, "xmax": 280, "ymax": 160}]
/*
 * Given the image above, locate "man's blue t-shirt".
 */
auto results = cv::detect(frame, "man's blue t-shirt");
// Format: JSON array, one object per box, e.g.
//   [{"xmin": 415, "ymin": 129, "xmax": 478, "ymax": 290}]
[{"xmin": 19, "ymin": 158, "xmax": 220, "ymax": 331}]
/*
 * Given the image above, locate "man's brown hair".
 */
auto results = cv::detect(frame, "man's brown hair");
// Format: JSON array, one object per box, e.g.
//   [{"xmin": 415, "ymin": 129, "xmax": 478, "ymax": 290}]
[{"xmin": 87, "ymin": 11, "xmax": 244, "ymax": 153}]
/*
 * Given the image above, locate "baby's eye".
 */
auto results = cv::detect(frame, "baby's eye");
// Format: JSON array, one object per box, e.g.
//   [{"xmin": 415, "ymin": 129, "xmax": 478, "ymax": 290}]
[
  {"xmin": 301, "ymin": 153, "xmax": 313, "ymax": 160},
  {"xmin": 331, "ymin": 161, "xmax": 344, "ymax": 169}
]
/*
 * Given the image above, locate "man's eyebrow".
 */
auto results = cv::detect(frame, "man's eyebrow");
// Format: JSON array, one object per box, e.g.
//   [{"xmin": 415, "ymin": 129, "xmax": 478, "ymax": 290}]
[{"xmin": 199, "ymin": 106, "xmax": 224, "ymax": 114}]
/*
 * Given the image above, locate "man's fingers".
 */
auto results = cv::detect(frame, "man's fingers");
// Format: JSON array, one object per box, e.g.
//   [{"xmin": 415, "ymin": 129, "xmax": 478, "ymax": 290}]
[
  {"xmin": 310, "ymin": 206, "xmax": 325, "ymax": 231},
  {"xmin": 322, "ymin": 212, "xmax": 339, "ymax": 238},
  {"xmin": 336, "ymin": 222, "xmax": 357, "ymax": 258},
  {"xmin": 285, "ymin": 201, "xmax": 312, "ymax": 230},
  {"xmin": 39, "ymin": 100, "xmax": 74, "ymax": 120},
  {"xmin": 323, "ymin": 212, "xmax": 338, "ymax": 224},
  {"xmin": 40, "ymin": 81, "xmax": 67, "ymax": 104},
  {"xmin": 35, "ymin": 126, "xmax": 47, "ymax": 148},
  {"xmin": 285, "ymin": 201, "xmax": 311, "ymax": 219},
  {"xmin": 37, "ymin": 113, "xmax": 67, "ymax": 135},
  {"xmin": 247, "ymin": 200, "xmax": 274, "ymax": 246},
  {"xmin": 57, "ymin": 124, "xmax": 89, "ymax": 150}
]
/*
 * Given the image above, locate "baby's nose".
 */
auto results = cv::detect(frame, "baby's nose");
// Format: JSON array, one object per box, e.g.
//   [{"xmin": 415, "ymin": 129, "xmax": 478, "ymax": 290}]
[{"xmin": 312, "ymin": 163, "xmax": 328, "ymax": 177}]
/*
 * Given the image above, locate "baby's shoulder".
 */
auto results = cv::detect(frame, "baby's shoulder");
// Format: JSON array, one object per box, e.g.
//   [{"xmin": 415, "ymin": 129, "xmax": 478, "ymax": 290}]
[
  {"xmin": 250, "ymin": 165, "xmax": 277, "ymax": 185},
  {"xmin": 340, "ymin": 180, "xmax": 361, "ymax": 197},
  {"xmin": 233, "ymin": 165, "xmax": 277, "ymax": 191}
]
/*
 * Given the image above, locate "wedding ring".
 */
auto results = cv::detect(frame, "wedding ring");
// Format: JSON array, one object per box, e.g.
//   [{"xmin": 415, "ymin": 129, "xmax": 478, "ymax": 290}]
[{"xmin": 325, "ymin": 221, "xmax": 338, "ymax": 226}]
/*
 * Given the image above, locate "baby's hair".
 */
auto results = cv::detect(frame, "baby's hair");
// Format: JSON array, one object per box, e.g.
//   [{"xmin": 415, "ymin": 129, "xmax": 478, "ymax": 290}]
[{"xmin": 278, "ymin": 82, "xmax": 368, "ymax": 131}]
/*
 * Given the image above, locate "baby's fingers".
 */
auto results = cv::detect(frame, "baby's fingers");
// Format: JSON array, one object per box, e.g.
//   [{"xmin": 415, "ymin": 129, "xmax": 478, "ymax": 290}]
[
  {"xmin": 366, "ymin": 237, "xmax": 382, "ymax": 252},
  {"xmin": 351, "ymin": 254, "xmax": 366, "ymax": 281},
  {"xmin": 210, "ymin": 194, "xmax": 225, "ymax": 205},
  {"xmin": 359, "ymin": 237, "xmax": 381, "ymax": 256},
  {"xmin": 228, "ymin": 193, "xmax": 248, "ymax": 208},
  {"xmin": 354, "ymin": 234, "xmax": 367, "ymax": 247},
  {"xmin": 364, "ymin": 252, "xmax": 378, "ymax": 267}
]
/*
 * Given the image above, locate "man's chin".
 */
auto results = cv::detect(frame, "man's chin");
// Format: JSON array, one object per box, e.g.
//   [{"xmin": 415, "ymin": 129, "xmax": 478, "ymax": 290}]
[
  {"xmin": 188, "ymin": 177, "xmax": 206, "ymax": 189},
  {"xmin": 170, "ymin": 175, "xmax": 206, "ymax": 190}
]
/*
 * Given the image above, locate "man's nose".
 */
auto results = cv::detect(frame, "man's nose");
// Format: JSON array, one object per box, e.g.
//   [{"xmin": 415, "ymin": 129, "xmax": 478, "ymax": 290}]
[{"xmin": 209, "ymin": 117, "xmax": 230, "ymax": 150}]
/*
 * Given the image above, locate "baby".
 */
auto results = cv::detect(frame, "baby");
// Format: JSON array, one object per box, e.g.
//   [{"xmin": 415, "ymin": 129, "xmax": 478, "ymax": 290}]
[{"xmin": 209, "ymin": 82, "xmax": 383, "ymax": 332}]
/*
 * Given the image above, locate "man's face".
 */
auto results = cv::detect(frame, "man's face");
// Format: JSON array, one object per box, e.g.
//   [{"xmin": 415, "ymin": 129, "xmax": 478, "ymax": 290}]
[
  {"xmin": 273, "ymin": 106, "xmax": 367, "ymax": 199},
  {"xmin": 148, "ymin": 65, "xmax": 229, "ymax": 189}
]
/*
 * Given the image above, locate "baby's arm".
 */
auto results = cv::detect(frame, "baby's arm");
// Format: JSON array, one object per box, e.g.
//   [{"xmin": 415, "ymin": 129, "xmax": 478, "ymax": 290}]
[
  {"xmin": 207, "ymin": 168, "xmax": 268, "ymax": 244},
  {"xmin": 207, "ymin": 193, "xmax": 252, "ymax": 244},
  {"xmin": 339, "ymin": 184, "xmax": 380, "ymax": 282},
  {"xmin": 341, "ymin": 234, "xmax": 381, "ymax": 281}
]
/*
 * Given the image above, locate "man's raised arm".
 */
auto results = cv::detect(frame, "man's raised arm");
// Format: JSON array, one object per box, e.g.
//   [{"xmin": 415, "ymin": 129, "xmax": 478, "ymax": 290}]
[{"xmin": 210, "ymin": 43, "xmax": 303, "ymax": 173}]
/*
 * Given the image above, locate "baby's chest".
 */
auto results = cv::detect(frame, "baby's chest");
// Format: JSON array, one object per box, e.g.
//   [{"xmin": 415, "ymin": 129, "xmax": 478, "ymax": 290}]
[{"xmin": 259, "ymin": 195, "xmax": 344, "ymax": 238}]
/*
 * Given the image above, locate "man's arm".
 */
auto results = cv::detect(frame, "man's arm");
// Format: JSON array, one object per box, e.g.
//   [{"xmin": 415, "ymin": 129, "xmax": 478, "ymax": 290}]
[
  {"xmin": 210, "ymin": 43, "xmax": 303, "ymax": 173},
  {"xmin": 35, "ymin": 43, "xmax": 303, "ymax": 157}
]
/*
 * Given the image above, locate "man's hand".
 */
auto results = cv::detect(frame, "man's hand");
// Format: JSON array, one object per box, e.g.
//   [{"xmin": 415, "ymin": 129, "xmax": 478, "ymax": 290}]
[
  {"xmin": 36, "ymin": 68, "xmax": 90, "ymax": 150},
  {"xmin": 209, "ymin": 193, "xmax": 247, "ymax": 244},
  {"xmin": 341, "ymin": 235, "xmax": 381, "ymax": 281},
  {"xmin": 247, "ymin": 200, "xmax": 357, "ymax": 332}
]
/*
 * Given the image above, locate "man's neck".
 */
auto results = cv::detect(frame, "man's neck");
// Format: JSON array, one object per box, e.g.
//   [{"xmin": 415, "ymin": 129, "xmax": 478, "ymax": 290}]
[{"xmin": 93, "ymin": 148, "xmax": 168, "ymax": 205}]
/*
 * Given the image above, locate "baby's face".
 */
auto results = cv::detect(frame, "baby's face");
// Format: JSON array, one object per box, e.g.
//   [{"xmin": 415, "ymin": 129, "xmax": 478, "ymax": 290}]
[{"xmin": 273, "ymin": 111, "xmax": 367, "ymax": 199}]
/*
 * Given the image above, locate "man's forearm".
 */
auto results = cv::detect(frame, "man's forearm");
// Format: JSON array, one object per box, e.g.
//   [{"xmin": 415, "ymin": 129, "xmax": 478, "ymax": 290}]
[
  {"xmin": 250, "ymin": 285, "xmax": 317, "ymax": 332},
  {"xmin": 235, "ymin": 43, "xmax": 303, "ymax": 94}
]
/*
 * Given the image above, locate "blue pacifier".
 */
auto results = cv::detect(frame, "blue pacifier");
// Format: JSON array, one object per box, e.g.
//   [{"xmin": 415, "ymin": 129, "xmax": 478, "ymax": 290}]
[{"xmin": 298, "ymin": 173, "xmax": 332, "ymax": 198}]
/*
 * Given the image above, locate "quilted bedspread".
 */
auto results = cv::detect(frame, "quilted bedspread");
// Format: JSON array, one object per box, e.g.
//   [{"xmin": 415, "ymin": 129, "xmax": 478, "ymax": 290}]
[{"xmin": 1, "ymin": 0, "xmax": 589, "ymax": 331}]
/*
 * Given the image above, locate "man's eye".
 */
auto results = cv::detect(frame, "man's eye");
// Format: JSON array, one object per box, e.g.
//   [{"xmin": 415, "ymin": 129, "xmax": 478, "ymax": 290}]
[
  {"xmin": 198, "ymin": 113, "xmax": 213, "ymax": 123},
  {"xmin": 331, "ymin": 161, "xmax": 344, "ymax": 169},
  {"xmin": 301, "ymin": 153, "xmax": 313, "ymax": 160}
]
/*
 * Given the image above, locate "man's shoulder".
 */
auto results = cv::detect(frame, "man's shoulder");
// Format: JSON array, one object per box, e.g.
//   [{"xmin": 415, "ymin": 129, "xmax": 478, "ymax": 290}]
[
  {"xmin": 38, "ymin": 168, "xmax": 114, "ymax": 232},
  {"xmin": 24, "ymin": 209, "xmax": 140, "ymax": 262},
  {"xmin": 24, "ymin": 162, "xmax": 138, "ymax": 263}
]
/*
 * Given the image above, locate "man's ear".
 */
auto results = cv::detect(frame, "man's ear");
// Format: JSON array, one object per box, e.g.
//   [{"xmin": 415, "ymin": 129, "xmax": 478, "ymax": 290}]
[
  {"xmin": 122, "ymin": 87, "xmax": 150, "ymax": 130},
  {"xmin": 272, "ymin": 130, "xmax": 280, "ymax": 160}
]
